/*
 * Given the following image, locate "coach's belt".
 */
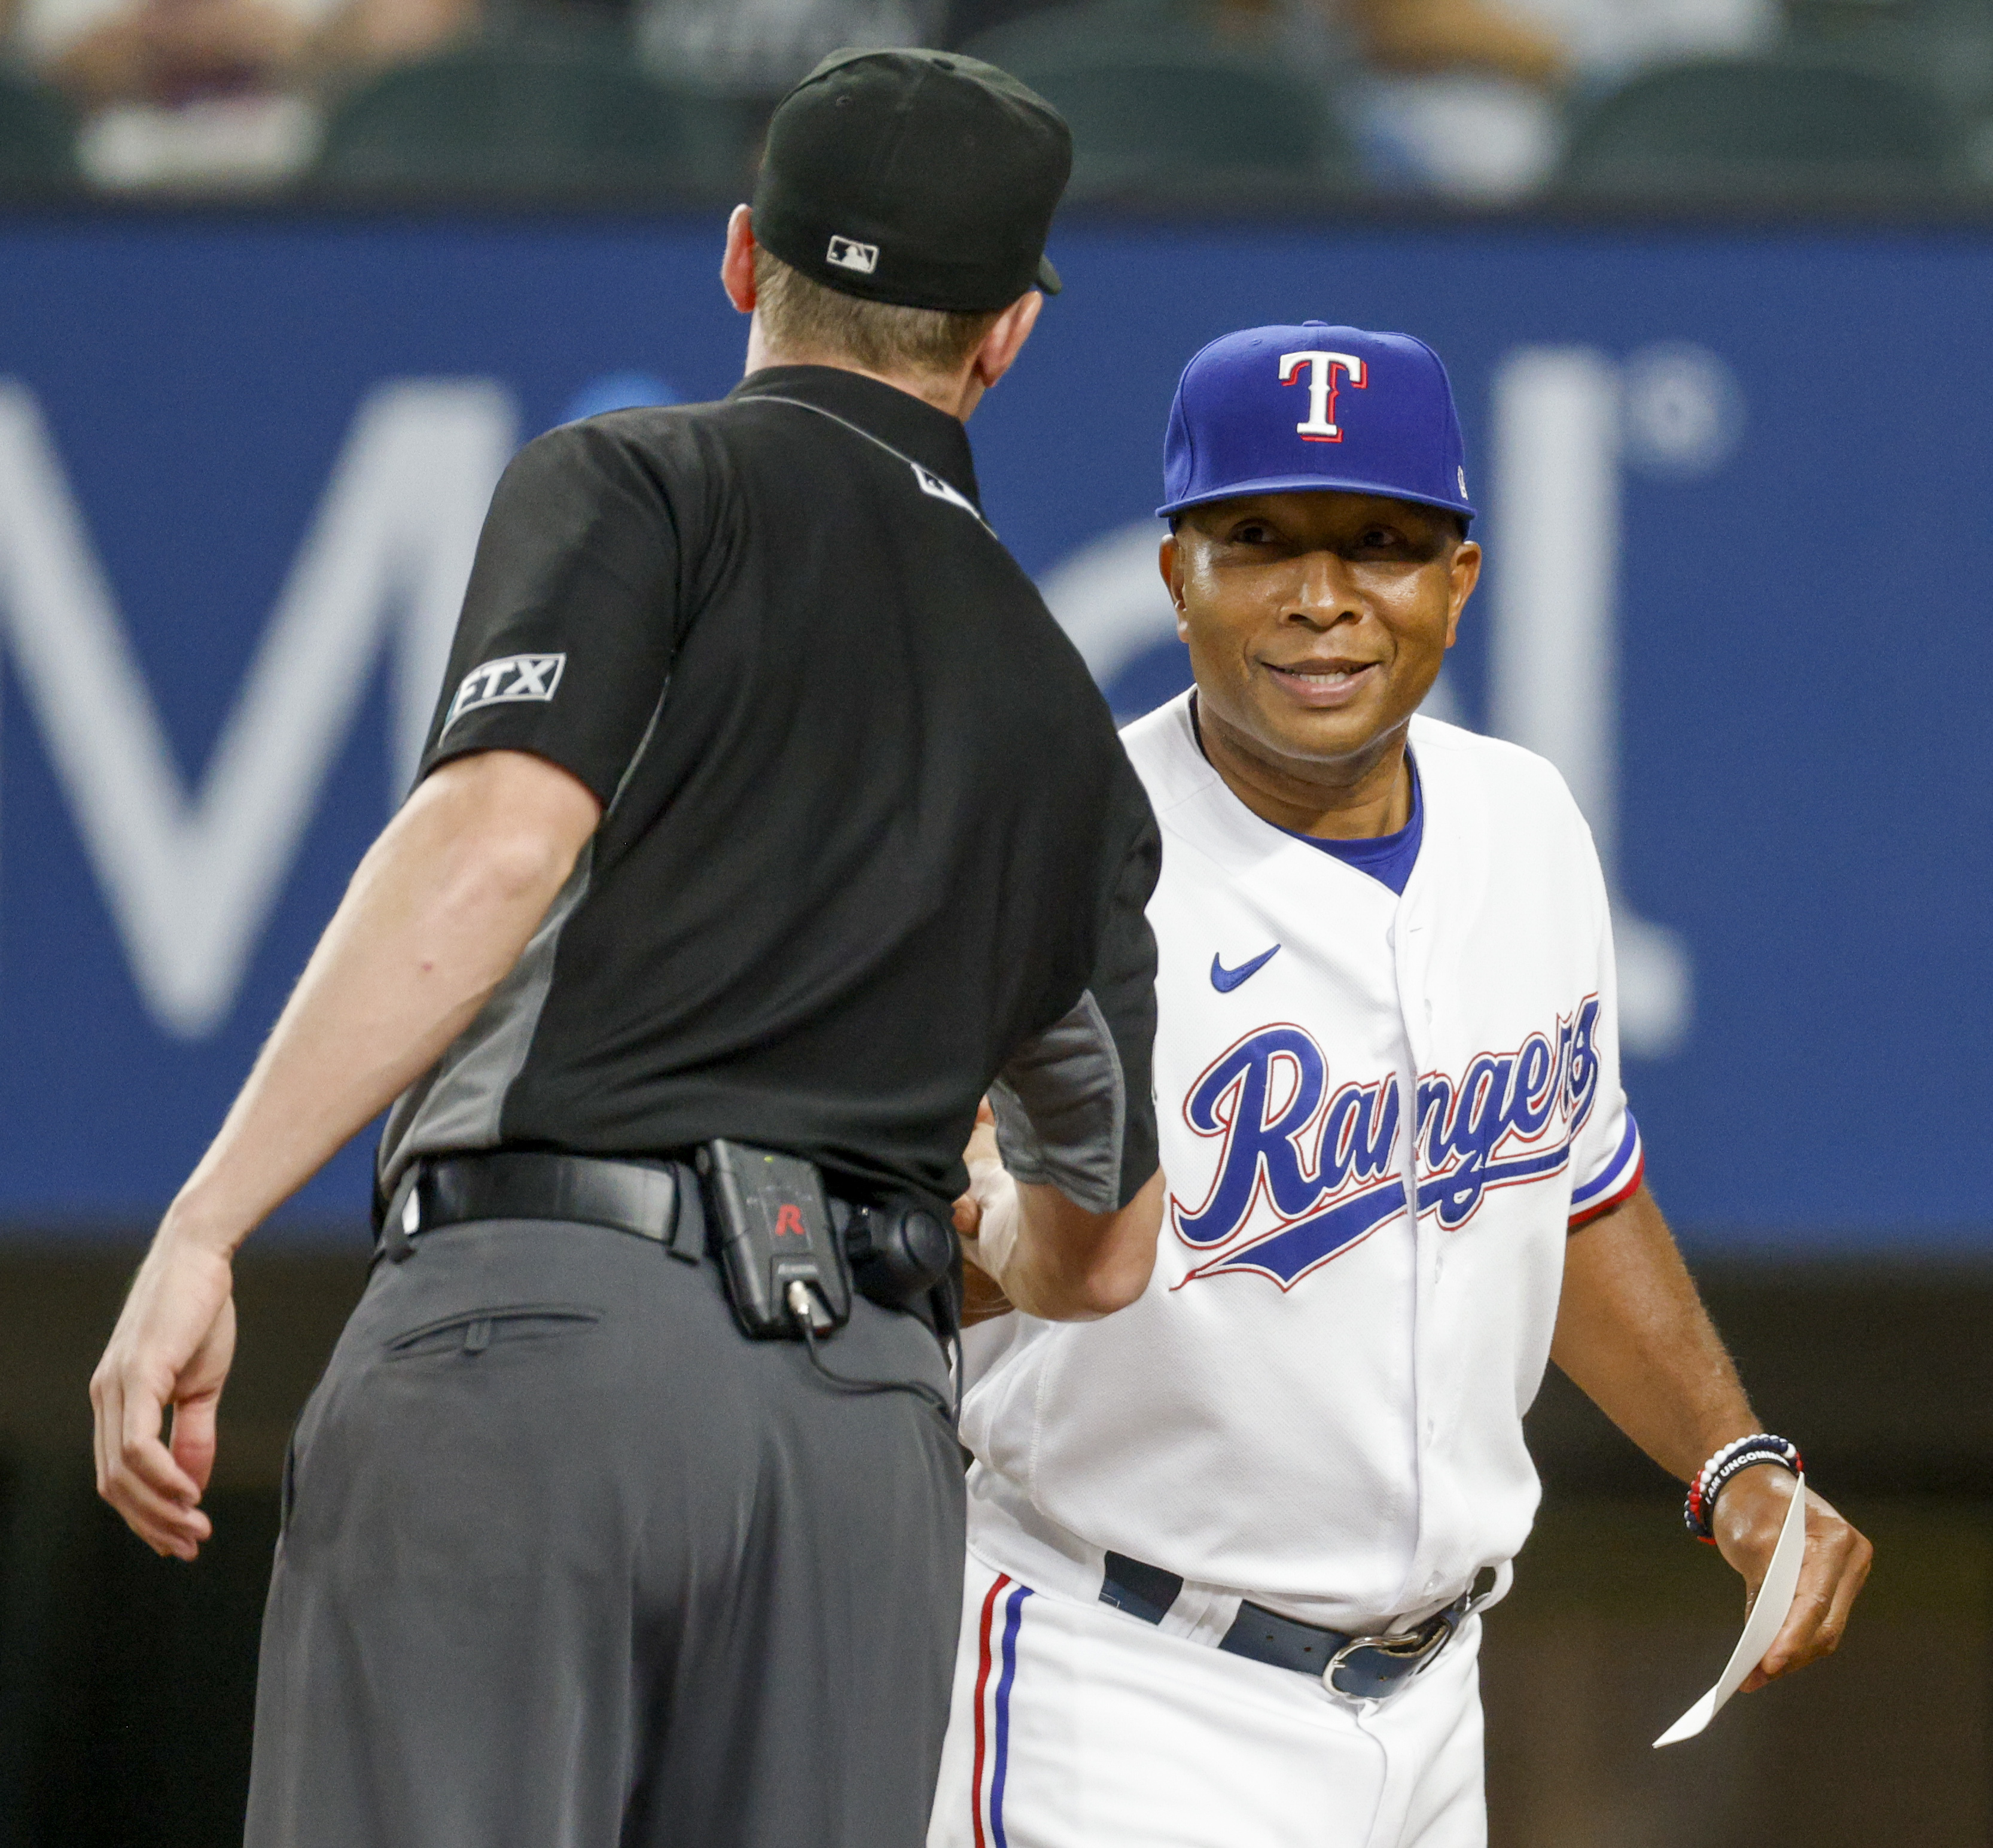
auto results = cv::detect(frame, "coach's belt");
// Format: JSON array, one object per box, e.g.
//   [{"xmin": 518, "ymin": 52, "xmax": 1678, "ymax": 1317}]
[
  {"xmin": 1100, "ymin": 1552, "xmax": 1496, "ymax": 1702},
  {"xmin": 379, "ymin": 1152, "xmax": 708, "ymax": 1263}
]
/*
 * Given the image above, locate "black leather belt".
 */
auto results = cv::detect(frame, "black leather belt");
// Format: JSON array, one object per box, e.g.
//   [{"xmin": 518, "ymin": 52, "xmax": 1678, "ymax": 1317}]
[
  {"xmin": 379, "ymin": 1150, "xmax": 958, "ymax": 1347},
  {"xmin": 1101, "ymin": 1551, "xmax": 1490, "ymax": 1702},
  {"xmin": 380, "ymin": 1152, "xmax": 706, "ymax": 1264}
]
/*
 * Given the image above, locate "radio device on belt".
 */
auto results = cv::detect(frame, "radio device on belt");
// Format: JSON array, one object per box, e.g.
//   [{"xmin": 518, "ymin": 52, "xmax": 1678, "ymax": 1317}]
[
  {"xmin": 698, "ymin": 1137, "xmax": 960, "ymax": 1342},
  {"xmin": 699, "ymin": 1141, "xmax": 853, "ymax": 1338},
  {"xmin": 698, "ymin": 1138, "xmax": 962, "ymax": 1418}
]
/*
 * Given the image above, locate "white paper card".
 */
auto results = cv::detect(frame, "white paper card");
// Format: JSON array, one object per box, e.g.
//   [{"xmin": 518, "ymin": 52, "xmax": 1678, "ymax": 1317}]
[{"xmin": 1653, "ymin": 1472, "xmax": 1808, "ymax": 1748}]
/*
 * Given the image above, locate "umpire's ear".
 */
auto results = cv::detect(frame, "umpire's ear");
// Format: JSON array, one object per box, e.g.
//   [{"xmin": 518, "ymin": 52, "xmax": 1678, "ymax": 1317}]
[
  {"xmin": 970, "ymin": 290, "xmax": 1046, "ymax": 392},
  {"xmin": 720, "ymin": 205, "xmax": 758, "ymax": 314}
]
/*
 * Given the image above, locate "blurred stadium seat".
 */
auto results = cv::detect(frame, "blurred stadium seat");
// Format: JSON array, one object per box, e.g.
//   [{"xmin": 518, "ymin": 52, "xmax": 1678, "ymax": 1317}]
[
  {"xmin": 964, "ymin": 4, "xmax": 1360, "ymax": 196},
  {"xmin": 0, "ymin": 72, "xmax": 78, "ymax": 188},
  {"xmin": 1559, "ymin": 56, "xmax": 1963, "ymax": 197},
  {"xmin": 312, "ymin": 32, "xmax": 748, "ymax": 196}
]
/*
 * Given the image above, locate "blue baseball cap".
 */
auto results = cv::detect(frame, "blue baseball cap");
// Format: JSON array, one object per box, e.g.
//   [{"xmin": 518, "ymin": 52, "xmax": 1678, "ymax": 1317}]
[{"xmin": 1157, "ymin": 321, "xmax": 1476, "ymax": 525}]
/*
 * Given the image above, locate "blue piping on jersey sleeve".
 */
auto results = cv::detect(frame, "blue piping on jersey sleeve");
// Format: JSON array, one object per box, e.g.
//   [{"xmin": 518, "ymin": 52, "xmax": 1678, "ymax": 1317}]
[
  {"xmin": 1278, "ymin": 754, "xmax": 1424, "ymax": 895},
  {"xmin": 1571, "ymin": 1110, "xmax": 1643, "ymax": 1209}
]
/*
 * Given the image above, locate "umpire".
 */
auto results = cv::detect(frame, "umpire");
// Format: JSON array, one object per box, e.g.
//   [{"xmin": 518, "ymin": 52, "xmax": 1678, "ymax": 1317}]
[{"xmin": 89, "ymin": 49, "xmax": 1165, "ymax": 1848}]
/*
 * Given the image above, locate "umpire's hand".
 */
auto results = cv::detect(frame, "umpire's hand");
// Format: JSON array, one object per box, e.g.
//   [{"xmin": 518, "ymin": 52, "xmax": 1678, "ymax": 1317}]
[
  {"xmin": 87, "ymin": 751, "xmax": 605, "ymax": 1562},
  {"xmin": 91, "ymin": 1228, "xmax": 236, "ymax": 1560},
  {"xmin": 1713, "ymin": 1466, "xmax": 1874, "ymax": 1692}
]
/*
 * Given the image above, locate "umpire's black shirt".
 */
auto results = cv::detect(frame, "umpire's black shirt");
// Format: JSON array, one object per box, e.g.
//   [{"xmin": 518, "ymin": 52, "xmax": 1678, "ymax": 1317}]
[{"xmin": 380, "ymin": 364, "xmax": 1160, "ymax": 1214}]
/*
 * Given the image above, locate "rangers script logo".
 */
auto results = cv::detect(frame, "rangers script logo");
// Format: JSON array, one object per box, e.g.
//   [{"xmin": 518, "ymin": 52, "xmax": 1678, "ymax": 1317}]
[{"xmin": 1171, "ymin": 999, "xmax": 1602, "ymax": 1288}]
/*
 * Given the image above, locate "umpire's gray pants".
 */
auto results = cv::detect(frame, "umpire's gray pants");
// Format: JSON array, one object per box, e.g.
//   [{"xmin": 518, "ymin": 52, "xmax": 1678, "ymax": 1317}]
[{"xmin": 243, "ymin": 1217, "xmax": 965, "ymax": 1848}]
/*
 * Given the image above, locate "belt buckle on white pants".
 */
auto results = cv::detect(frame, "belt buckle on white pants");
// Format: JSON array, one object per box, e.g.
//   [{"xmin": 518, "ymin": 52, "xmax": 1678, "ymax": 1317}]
[{"xmin": 1322, "ymin": 1567, "xmax": 1500, "ymax": 1707}]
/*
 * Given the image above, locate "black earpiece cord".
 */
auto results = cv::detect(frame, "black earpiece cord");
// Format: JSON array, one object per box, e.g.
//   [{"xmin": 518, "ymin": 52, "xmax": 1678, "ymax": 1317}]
[{"xmin": 785, "ymin": 1281, "xmax": 957, "ymax": 1422}]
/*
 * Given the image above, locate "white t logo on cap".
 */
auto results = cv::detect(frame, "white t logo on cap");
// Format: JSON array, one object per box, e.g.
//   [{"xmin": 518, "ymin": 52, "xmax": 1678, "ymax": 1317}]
[
  {"xmin": 1279, "ymin": 349, "xmax": 1366, "ymax": 443},
  {"xmin": 827, "ymin": 235, "xmax": 880, "ymax": 275}
]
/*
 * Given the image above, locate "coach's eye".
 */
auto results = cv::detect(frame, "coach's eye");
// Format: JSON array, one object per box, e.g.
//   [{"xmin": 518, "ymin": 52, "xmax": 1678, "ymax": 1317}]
[{"xmin": 1232, "ymin": 522, "xmax": 1272, "ymax": 544}]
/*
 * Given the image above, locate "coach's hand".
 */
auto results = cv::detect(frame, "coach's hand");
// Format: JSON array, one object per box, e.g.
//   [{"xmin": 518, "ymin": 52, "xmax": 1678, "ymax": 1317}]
[
  {"xmin": 953, "ymin": 1098, "xmax": 1161, "ymax": 1320},
  {"xmin": 1713, "ymin": 1467, "xmax": 1873, "ymax": 1692},
  {"xmin": 91, "ymin": 1225, "xmax": 237, "ymax": 1561},
  {"xmin": 954, "ymin": 1103, "xmax": 1019, "ymax": 1324}
]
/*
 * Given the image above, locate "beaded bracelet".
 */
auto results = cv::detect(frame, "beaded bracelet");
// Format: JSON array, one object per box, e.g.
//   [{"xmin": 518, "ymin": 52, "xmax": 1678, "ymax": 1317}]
[{"xmin": 1683, "ymin": 1433, "xmax": 1803, "ymax": 1543}]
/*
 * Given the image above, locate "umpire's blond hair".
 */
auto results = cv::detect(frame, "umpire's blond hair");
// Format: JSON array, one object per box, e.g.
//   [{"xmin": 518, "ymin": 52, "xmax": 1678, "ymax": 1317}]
[{"xmin": 753, "ymin": 248, "xmax": 1002, "ymax": 379}]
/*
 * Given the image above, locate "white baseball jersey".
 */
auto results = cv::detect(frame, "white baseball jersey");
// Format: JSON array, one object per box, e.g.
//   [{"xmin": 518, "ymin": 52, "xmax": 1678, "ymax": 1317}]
[{"xmin": 960, "ymin": 692, "xmax": 1644, "ymax": 1633}]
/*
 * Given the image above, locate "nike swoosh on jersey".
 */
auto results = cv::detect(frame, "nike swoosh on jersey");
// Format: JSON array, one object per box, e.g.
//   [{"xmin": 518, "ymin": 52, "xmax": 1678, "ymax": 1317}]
[{"xmin": 1209, "ymin": 944, "xmax": 1282, "ymax": 992}]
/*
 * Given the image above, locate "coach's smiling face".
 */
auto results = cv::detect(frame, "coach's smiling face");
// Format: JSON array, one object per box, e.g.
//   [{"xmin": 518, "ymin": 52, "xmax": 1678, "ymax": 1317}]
[{"xmin": 1160, "ymin": 489, "xmax": 1480, "ymax": 833}]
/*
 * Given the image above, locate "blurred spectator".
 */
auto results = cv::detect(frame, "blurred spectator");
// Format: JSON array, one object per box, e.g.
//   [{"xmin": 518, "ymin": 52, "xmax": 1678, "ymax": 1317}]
[
  {"xmin": 948, "ymin": 0, "xmax": 1565, "ymax": 83},
  {"xmin": 307, "ymin": 0, "xmax": 475, "ymax": 78},
  {"xmin": 313, "ymin": 0, "xmax": 954, "ymax": 127},
  {"xmin": 949, "ymin": 0, "xmax": 1575, "ymax": 191},
  {"xmin": 1351, "ymin": 0, "xmax": 1778, "ymax": 194},
  {"xmin": 0, "ymin": 0, "xmax": 1796, "ymax": 199},
  {"xmin": 1502, "ymin": 0, "xmax": 1776, "ymax": 83},
  {"xmin": 1235, "ymin": 0, "xmax": 1570, "ymax": 86},
  {"xmin": 1353, "ymin": 0, "xmax": 1786, "ymax": 194},
  {"xmin": 10, "ymin": 0, "xmax": 343, "ymax": 184},
  {"xmin": 33, "ymin": 0, "xmax": 311, "ymax": 105},
  {"xmin": 953, "ymin": 0, "xmax": 1781, "ymax": 196},
  {"xmin": 1235, "ymin": 0, "xmax": 1776, "ymax": 196},
  {"xmin": 638, "ymin": 0, "xmax": 946, "ymax": 98}
]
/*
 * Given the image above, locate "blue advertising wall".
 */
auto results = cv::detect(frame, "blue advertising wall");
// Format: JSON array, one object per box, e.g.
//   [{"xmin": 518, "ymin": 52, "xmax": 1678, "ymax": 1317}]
[{"xmin": 1, "ymin": 211, "xmax": 1988, "ymax": 1253}]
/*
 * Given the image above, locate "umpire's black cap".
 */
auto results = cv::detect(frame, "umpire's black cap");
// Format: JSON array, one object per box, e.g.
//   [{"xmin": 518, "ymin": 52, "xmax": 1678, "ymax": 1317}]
[{"xmin": 752, "ymin": 48, "xmax": 1070, "ymax": 315}]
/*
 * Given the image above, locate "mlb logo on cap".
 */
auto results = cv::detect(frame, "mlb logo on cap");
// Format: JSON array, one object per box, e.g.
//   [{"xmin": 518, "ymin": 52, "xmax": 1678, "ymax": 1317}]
[{"xmin": 1157, "ymin": 321, "xmax": 1476, "ymax": 524}]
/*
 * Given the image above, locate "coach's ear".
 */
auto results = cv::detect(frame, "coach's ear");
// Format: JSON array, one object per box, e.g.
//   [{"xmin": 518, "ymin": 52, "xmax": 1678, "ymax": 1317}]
[
  {"xmin": 1159, "ymin": 534, "xmax": 1189, "ymax": 641},
  {"xmin": 1443, "ymin": 538, "xmax": 1482, "ymax": 647}
]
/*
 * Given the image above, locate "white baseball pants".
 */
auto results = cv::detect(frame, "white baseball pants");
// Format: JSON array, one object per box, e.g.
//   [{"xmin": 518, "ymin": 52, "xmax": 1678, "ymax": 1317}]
[{"xmin": 927, "ymin": 1554, "xmax": 1486, "ymax": 1848}]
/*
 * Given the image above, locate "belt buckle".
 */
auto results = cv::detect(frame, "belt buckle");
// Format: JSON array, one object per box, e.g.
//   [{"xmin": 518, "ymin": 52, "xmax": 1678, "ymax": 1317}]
[
  {"xmin": 1322, "ymin": 1564, "xmax": 1500, "ymax": 1705},
  {"xmin": 1323, "ymin": 1611, "xmax": 1455, "ymax": 1704}
]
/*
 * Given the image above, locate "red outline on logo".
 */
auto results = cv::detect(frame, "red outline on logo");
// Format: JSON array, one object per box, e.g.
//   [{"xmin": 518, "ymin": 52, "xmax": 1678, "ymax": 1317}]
[
  {"xmin": 1411, "ymin": 995, "xmax": 1602, "ymax": 1233},
  {"xmin": 1176, "ymin": 1177, "xmax": 1409, "ymax": 1293},
  {"xmin": 1169, "ymin": 1022, "xmax": 1410, "ymax": 1287},
  {"xmin": 1170, "ymin": 1020, "xmax": 1334, "ymax": 1254},
  {"xmin": 1279, "ymin": 352, "xmax": 1367, "ymax": 443}
]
